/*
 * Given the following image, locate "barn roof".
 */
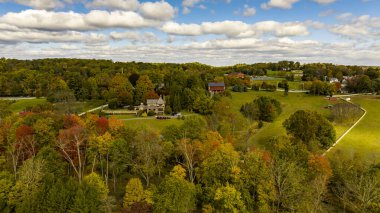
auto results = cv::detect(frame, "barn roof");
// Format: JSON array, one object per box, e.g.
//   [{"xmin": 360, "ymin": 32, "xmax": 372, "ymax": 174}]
[{"xmin": 208, "ymin": 82, "xmax": 225, "ymax": 87}]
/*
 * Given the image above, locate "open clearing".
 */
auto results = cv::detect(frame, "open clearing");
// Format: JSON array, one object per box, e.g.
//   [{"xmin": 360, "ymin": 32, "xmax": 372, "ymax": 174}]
[
  {"xmin": 8, "ymin": 98, "xmax": 47, "ymax": 112},
  {"xmin": 54, "ymin": 100, "xmax": 106, "ymax": 114},
  {"xmin": 327, "ymin": 96, "xmax": 380, "ymax": 162},
  {"xmin": 120, "ymin": 117, "xmax": 184, "ymax": 131},
  {"xmin": 230, "ymin": 91, "xmax": 350, "ymax": 149}
]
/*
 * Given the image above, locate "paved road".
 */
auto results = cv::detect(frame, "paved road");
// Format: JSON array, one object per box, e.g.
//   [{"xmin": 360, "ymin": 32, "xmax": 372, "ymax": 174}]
[{"xmin": 323, "ymin": 97, "xmax": 367, "ymax": 156}]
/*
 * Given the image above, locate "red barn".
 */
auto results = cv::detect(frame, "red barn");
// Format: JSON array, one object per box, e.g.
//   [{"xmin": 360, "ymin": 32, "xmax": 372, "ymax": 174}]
[{"xmin": 208, "ymin": 82, "xmax": 225, "ymax": 93}]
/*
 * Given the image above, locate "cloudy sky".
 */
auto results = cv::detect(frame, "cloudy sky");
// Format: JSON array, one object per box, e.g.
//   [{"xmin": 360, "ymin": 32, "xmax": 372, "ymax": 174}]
[{"xmin": 0, "ymin": 0, "xmax": 379, "ymax": 66}]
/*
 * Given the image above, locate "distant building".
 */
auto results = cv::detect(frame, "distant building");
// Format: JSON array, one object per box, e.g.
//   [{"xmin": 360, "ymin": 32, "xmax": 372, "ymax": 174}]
[
  {"xmin": 146, "ymin": 96, "xmax": 165, "ymax": 115},
  {"xmin": 329, "ymin": 78, "xmax": 339, "ymax": 84},
  {"xmin": 208, "ymin": 82, "xmax": 225, "ymax": 93}
]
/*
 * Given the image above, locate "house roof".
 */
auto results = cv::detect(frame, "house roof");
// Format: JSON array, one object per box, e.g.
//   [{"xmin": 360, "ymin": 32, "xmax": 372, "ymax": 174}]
[
  {"xmin": 208, "ymin": 82, "xmax": 225, "ymax": 87},
  {"xmin": 147, "ymin": 96, "xmax": 165, "ymax": 105},
  {"xmin": 157, "ymin": 96, "xmax": 165, "ymax": 105}
]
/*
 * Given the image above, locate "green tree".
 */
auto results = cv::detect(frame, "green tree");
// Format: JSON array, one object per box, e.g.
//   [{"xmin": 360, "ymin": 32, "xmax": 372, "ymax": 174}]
[
  {"xmin": 200, "ymin": 143, "xmax": 241, "ymax": 204},
  {"xmin": 134, "ymin": 75, "xmax": 154, "ymax": 105},
  {"xmin": 133, "ymin": 127, "xmax": 173, "ymax": 186},
  {"xmin": 154, "ymin": 165, "xmax": 196, "ymax": 213},
  {"xmin": 240, "ymin": 96, "xmax": 282, "ymax": 122},
  {"xmin": 8, "ymin": 158, "xmax": 45, "ymax": 212},
  {"xmin": 214, "ymin": 183, "xmax": 246, "ymax": 213},
  {"xmin": 283, "ymin": 110, "xmax": 336, "ymax": 150},
  {"xmin": 0, "ymin": 171, "xmax": 13, "ymax": 211},
  {"xmin": 123, "ymin": 178, "xmax": 152, "ymax": 210},
  {"xmin": 70, "ymin": 182, "xmax": 104, "ymax": 213}
]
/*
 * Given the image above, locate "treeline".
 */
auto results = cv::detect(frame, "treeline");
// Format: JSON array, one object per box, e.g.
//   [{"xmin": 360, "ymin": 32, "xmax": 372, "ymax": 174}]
[{"xmin": 1, "ymin": 58, "xmax": 379, "ymax": 101}]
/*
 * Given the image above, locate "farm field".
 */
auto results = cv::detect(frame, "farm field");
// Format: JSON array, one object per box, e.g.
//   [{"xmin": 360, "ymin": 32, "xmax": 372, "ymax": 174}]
[
  {"xmin": 230, "ymin": 91, "xmax": 349, "ymax": 149},
  {"xmin": 327, "ymin": 96, "xmax": 380, "ymax": 162},
  {"xmin": 8, "ymin": 98, "xmax": 47, "ymax": 112}
]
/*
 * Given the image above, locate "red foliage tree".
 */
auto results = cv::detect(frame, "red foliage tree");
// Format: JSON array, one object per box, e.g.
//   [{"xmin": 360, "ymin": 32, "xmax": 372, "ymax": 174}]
[
  {"xmin": 15, "ymin": 124, "xmax": 36, "ymax": 160},
  {"xmin": 96, "ymin": 117, "xmax": 109, "ymax": 135},
  {"xmin": 57, "ymin": 125, "xmax": 87, "ymax": 182},
  {"xmin": 308, "ymin": 155, "xmax": 332, "ymax": 178},
  {"xmin": 144, "ymin": 91, "xmax": 159, "ymax": 100},
  {"xmin": 63, "ymin": 114, "xmax": 85, "ymax": 129}
]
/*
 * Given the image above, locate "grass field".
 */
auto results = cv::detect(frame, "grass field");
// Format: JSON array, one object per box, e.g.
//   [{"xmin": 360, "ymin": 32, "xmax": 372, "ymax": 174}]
[
  {"xmin": 327, "ymin": 96, "xmax": 380, "ymax": 162},
  {"xmin": 230, "ymin": 91, "xmax": 348, "ymax": 149},
  {"xmin": 54, "ymin": 100, "xmax": 106, "ymax": 114},
  {"xmin": 251, "ymin": 80, "xmax": 305, "ymax": 90},
  {"xmin": 121, "ymin": 117, "xmax": 184, "ymax": 131},
  {"xmin": 8, "ymin": 98, "xmax": 47, "ymax": 112}
]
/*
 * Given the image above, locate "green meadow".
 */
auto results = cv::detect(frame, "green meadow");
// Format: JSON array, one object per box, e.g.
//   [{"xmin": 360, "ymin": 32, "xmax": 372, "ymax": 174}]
[
  {"xmin": 8, "ymin": 98, "xmax": 47, "ymax": 112},
  {"xmin": 230, "ymin": 91, "xmax": 348, "ymax": 149},
  {"xmin": 327, "ymin": 96, "xmax": 380, "ymax": 162}
]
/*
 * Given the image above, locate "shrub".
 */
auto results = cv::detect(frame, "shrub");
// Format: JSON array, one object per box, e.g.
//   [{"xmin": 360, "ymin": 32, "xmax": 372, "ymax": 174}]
[
  {"xmin": 258, "ymin": 120, "xmax": 264, "ymax": 128},
  {"xmin": 108, "ymin": 98, "xmax": 119, "ymax": 109},
  {"xmin": 251, "ymin": 84, "xmax": 260, "ymax": 91},
  {"xmin": 147, "ymin": 110, "xmax": 156, "ymax": 116},
  {"xmin": 164, "ymin": 105, "xmax": 172, "ymax": 115}
]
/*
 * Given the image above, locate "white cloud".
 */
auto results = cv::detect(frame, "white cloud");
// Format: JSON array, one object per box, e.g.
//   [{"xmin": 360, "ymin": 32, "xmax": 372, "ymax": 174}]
[
  {"xmin": 160, "ymin": 22, "xmax": 202, "ymax": 36},
  {"xmin": 86, "ymin": 0, "xmax": 140, "ymax": 11},
  {"xmin": 319, "ymin": 9, "xmax": 335, "ymax": 17},
  {"xmin": 110, "ymin": 31, "xmax": 158, "ymax": 42},
  {"xmin": 182, "ymin": 0, "xmax": 201, "ymax": 7},
  {"xmin": 139, "ymin": 1, "xmax": 175, "ymax": 21},
  {"xmin": 329, "ymin": 15, "xmax": 380, "ymax": 39},
  {"xmin": 1, "ymin": 0, "xmax": 64, "ymax": 10},
  {"xmin": 242, "ymin": 5, "xmax": 256, "ymax": 17},
  {"xmin": 161, "ymin": 20, "xmax": 309, "ymax": 38},
  {"xmin": 199, "ymin": 4, "xmax": 207, "ymax": 10},
  {"xmin": 84, "ymin": 10, "xmax": 159, "ymax": 28},
  {"xmin": 330, "ymin": 24, "xmax": 368, "ymax": 38},
  {"xmin": 202, "ymin": 21, "xmax": 250, "ymax": 37},
  {"xmin": 0, "ymin": 9, "xmax": 162, "ymax": 31},
  {"xmin": 261, "ymin": 0, "xmax": 299, "ymax": 10},
  {"xmin": 312, "ymin": 0, "xmax": 336, "ymax": 4},
  {"xmin": 336, "ymin": 13, "xmax": 352, "ymax": 20},
  {"xmin": 0, "ymin": 30, "xmax": 106, "ymax": 43},
  {"xmin": 2, "ymin": 37, "xmax": 380, "ymax": 66},
  {"xmin": 183, "ymin": 7, "xmax": 191, "ymax": 14}
]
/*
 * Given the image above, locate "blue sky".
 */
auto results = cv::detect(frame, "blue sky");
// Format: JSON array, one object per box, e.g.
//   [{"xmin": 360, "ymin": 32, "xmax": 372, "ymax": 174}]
[{"xmin": 0, "ymin": 0, "xmax": 379, "ymax": 65}]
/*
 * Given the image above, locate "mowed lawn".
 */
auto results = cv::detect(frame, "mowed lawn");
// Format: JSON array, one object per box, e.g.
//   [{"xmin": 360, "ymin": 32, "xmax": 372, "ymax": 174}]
[
  {"xmin": 230, "ymin": 91, "xmax": 348, "ymax": 149},
  {"xmin": 112, "ymin": 115, "xmax": 185, "ymax": 131},
  {"xmin": 8, "ymin": 98, "xmax": 47, "ymax": 112},
  {"xmin": 327, "ymin": 96, "xmax": 380, "ymax": 162}
]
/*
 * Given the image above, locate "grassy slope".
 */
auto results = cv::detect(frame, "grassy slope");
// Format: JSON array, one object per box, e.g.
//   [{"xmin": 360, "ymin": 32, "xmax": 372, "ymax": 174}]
[
  {"xmin": 230, "ymin": 91, "xmax": 348, "ymax": 149},
  {"xmin": 9, "ymin": 98, "xmax": 47, "ymax": 112},
  {"xmin": 327, "ymin": 96, "xmax": 380, "ymax": 162}
]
